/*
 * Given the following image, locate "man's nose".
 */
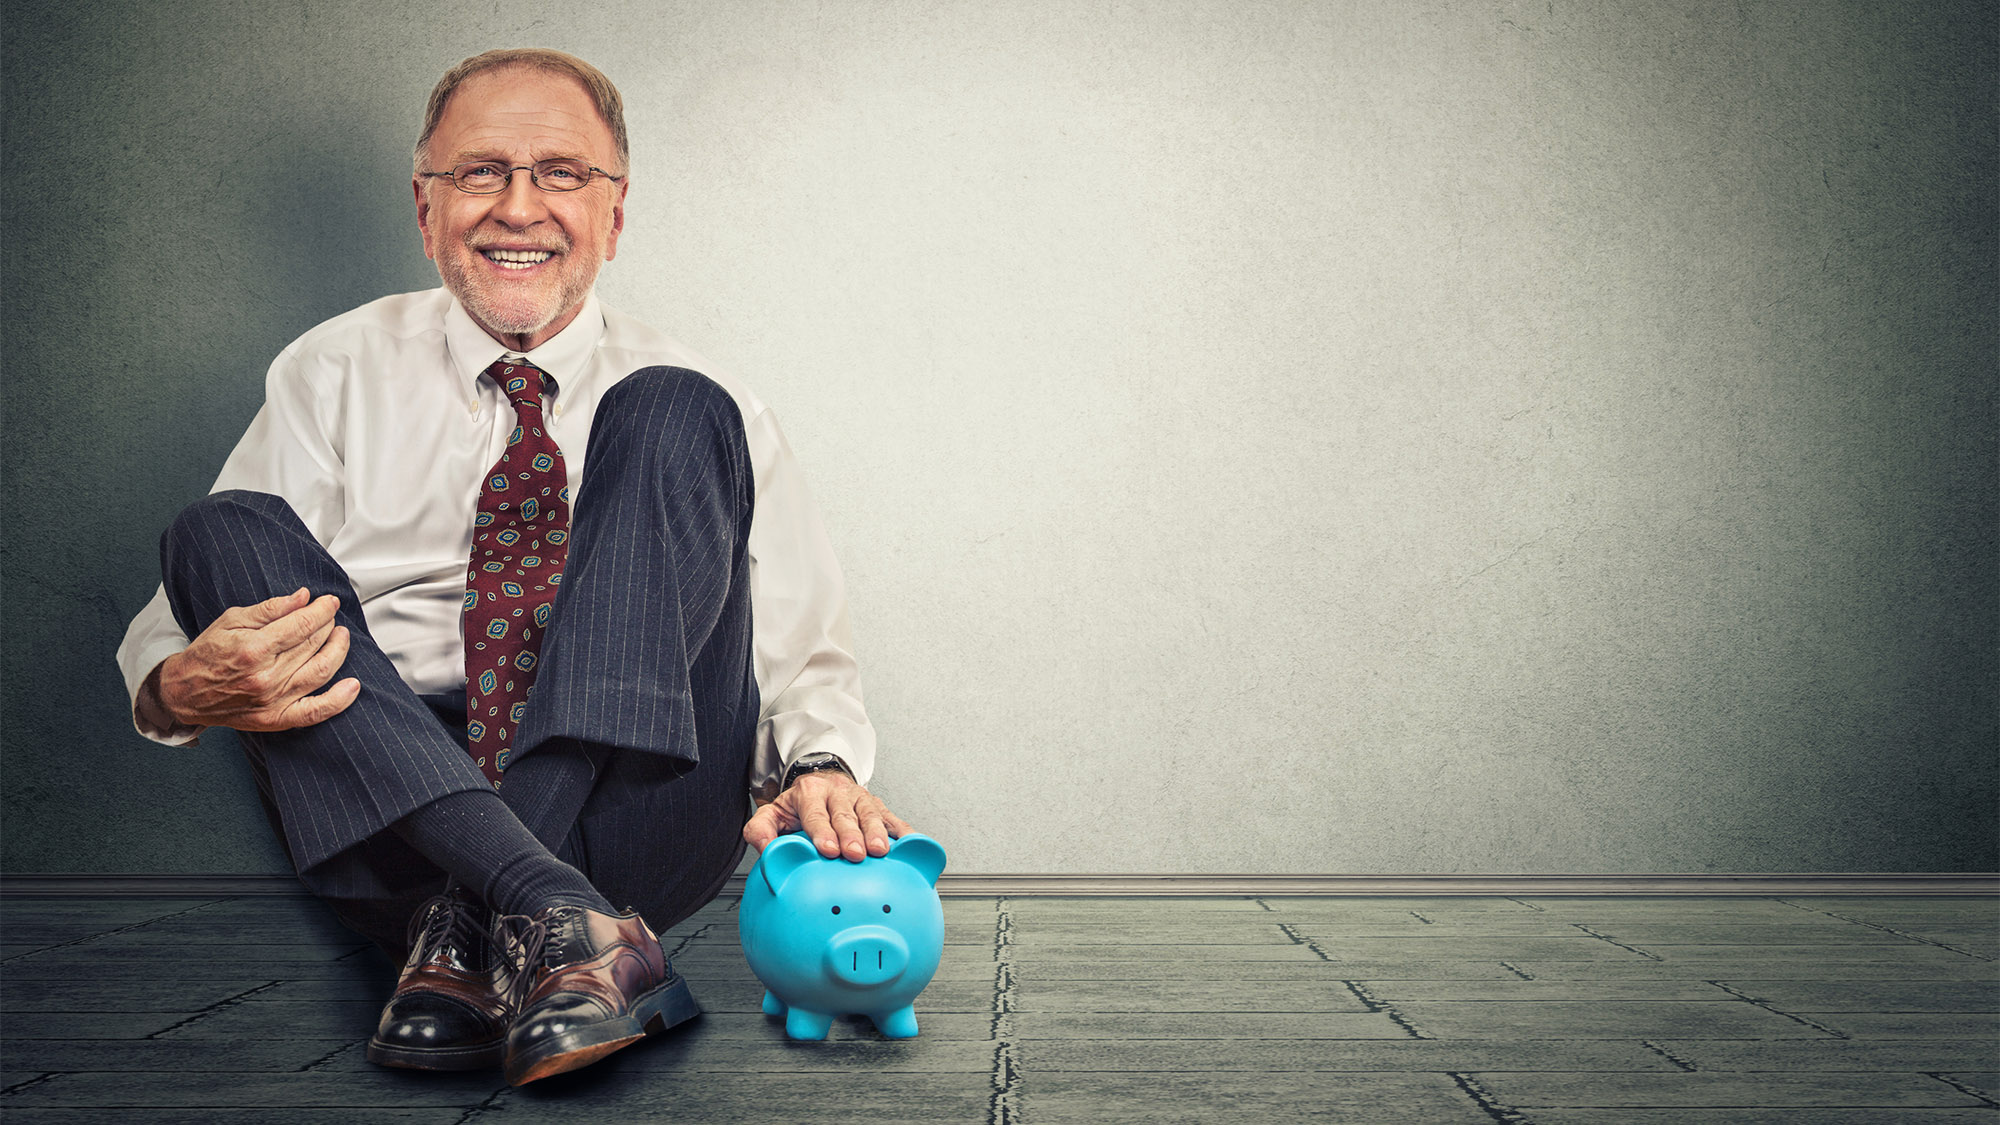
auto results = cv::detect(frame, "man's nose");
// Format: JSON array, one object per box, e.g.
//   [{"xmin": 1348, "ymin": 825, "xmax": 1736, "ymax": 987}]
[{"xmin": 487, "ymin": 168, "xmax": 550, "ymax": 227}]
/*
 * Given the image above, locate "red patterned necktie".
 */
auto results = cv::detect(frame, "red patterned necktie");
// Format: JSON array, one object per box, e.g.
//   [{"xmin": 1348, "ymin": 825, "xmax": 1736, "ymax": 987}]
[{"xmin": 463, "ymin": 358, "xmax": 571, "ymax": 784}]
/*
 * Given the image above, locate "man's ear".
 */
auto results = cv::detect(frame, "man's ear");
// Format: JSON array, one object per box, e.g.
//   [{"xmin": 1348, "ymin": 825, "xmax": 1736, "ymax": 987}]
[
  {"xmin": 603, "ymin": 178, "xmax": 627, "ymax": 261},
  {"xmin": 414, "ymin": 177, "xmax": 437, "ymax": 261}
]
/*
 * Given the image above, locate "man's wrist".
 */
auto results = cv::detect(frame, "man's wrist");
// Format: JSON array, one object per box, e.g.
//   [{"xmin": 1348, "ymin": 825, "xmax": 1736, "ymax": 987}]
[
  {"xmin": 137, "ymin": 658, "xmax": 180, "ymax": 730},
  {"xmin": 135, "ymin": 655, "xmax": 203, "ymax": 742},
  {"xmin": 780, "ymin": 752, "xmax": 853, "ymax": 791}
]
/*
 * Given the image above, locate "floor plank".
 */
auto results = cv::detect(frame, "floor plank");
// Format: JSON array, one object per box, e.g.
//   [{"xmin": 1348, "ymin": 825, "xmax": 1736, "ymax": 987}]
[
  {"xmin": 1471, "ymin": 1070, "xmax": 1990, "ymax": 1108},
  {"xmin": 0, "ymin": 892, "xmax": 1990, "ymax": 1122}
]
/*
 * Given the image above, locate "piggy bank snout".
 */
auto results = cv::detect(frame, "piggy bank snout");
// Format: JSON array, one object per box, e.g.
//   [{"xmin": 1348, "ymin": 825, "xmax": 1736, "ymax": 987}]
[{"xmin": 825, "ymin": 925, "xmax": 910, "ymax": 985}]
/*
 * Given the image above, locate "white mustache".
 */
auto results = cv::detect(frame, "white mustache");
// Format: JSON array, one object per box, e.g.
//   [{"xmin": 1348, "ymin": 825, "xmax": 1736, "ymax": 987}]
[{"xmin": 465, "ymin": 234, "xmax": 571, "ymax": 255}]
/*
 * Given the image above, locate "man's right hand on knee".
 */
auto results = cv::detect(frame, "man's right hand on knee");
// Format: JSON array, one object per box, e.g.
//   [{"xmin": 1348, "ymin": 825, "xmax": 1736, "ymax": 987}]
[{"xmin": 144, "ymin": 587, "xmax": 361, "ymax": 732}]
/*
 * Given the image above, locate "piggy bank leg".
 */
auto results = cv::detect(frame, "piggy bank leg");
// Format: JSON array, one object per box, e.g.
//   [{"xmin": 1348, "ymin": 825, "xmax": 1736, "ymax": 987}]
[
  {"xmin": 871, "ymin": 1004, "xmax": 920, "ymax": 1039},
  {"xmin": 761, "ymin": 990, "xmax": 787, "ymax": 1018},
  {"xmin": 784, "ymin": 1008, "xmax": 834, "ymax": 1041}
]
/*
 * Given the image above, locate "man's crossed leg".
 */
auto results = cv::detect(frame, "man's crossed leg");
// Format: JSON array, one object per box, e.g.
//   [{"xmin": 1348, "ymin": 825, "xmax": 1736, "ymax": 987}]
[{"xmin": 154, "ymin": 369, "xmax": 756, "ymax": 1084}]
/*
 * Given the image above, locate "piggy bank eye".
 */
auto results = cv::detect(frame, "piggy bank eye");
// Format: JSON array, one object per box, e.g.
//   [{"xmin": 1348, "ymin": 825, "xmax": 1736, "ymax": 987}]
[
  {"xmin": 882, "ymin": 904, "xmax": 892, "ymax": 914},
  {"xmin": 830, "ymin": 905, "xmax": 841, "ymax": 915}
]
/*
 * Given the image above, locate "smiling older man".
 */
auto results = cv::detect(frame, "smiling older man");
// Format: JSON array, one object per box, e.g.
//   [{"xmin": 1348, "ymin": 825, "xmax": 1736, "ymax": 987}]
[{"xmin": 116, "ymin": 49, "xmax": 908, "ymax": 1086}]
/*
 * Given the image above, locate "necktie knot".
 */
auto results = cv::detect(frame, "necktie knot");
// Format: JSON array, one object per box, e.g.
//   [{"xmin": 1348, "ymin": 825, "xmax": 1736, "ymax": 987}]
[{"xmin": 485, "ymin": 359, "xmax": 549, "ymax": 412}]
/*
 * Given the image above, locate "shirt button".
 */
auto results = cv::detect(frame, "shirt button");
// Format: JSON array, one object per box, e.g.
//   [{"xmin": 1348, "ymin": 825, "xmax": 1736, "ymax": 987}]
[{"xmin": 552, "ymin": 403, "xmax": 564, "ymax": 418}]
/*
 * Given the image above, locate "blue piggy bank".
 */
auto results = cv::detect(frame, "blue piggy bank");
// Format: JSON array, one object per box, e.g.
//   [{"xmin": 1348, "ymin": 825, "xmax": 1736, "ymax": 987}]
[{"xmin": 739, "ymin": 831, "xmax": 947, "ymax": 1040}]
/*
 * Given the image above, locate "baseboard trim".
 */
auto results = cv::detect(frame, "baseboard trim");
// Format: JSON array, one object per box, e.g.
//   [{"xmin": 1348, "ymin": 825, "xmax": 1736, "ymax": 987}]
[{"xmin": 1, "ymin": 872, "xmax": 1993, "ymax": 897}]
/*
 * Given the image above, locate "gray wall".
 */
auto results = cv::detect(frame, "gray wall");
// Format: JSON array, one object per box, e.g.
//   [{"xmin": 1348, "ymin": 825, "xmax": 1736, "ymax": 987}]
[{"xmin": 4, "ymin": 0, "xmax": 1993, "ymax": 876}]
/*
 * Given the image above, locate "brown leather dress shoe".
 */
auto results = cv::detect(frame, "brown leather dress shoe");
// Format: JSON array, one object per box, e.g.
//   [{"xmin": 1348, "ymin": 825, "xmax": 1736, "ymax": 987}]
[
  {"xmin": 366, "ymin": 890, "xmax": 513, "ymax": 1071},
  {"xmin": 499, "ymin": 903, "xmax": 700, "ymax": 1086}
]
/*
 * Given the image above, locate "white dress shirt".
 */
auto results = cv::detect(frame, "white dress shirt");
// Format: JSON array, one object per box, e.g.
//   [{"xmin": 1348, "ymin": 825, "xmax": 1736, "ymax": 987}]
[{"xmin": 116, "ymin": 287, "xmax": 875, "ymax": 791}]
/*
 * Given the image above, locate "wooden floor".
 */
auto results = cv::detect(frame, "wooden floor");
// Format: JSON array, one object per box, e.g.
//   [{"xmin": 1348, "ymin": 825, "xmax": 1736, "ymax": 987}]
[{"xmin": 2, "ymin": 893, "xmax": 1996, "ymax": 1123}]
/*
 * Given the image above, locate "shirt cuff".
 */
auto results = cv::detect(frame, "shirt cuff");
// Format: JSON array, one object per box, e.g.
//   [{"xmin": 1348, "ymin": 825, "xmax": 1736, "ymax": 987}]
[{"xmin": 132, "ymin": 709, "xmax": 205, "ymax": 747}]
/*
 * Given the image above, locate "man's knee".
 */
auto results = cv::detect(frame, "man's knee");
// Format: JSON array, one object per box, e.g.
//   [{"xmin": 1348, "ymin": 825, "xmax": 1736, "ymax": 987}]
[
  {"xmin": 158, "ymin": 491, "xmax": 331, "ymax": 616},
  {"xmin": 593, "ymin": 367, "xmax": 739, "ymax": 443},
  {"xmin": 162, "ymin": 490, "xmax": 305, "ymax": 553},
  {"xmin": 587, "ymin": 369, "xmax": 751, "ymax": 506}
]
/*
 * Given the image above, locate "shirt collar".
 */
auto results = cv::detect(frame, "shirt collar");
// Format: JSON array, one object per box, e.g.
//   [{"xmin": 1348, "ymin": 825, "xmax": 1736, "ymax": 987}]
[{"xmin": 444, "ymin": 289, "xmax": 605, "ymax": 398}]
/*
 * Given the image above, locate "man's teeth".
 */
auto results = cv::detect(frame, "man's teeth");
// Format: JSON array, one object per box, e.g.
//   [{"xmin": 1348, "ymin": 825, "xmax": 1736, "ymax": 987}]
[{"xmin": 482, "ymin": 249, "xmax": 555, "ymax": 269}]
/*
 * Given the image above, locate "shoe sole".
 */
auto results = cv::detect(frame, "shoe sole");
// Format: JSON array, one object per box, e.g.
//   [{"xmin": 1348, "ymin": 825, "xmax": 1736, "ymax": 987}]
[
  {"xmin": 366, "ymin": 1035, "xmax": 506, "ymax": 1071},
  {"xmin": 504, "ymin": 973, "xmax": 701, "ymax": 1086}
]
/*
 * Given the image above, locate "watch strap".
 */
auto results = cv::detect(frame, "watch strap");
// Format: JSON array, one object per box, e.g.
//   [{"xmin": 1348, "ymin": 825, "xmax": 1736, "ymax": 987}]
[{"xmin": 780, "ymin": 752, "xmax": 854, "ymax": 791}]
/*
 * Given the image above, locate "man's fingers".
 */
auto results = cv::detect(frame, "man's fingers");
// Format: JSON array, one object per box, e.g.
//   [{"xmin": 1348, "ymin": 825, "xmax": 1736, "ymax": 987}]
[
  {"xmin": 744, "ymin": 803, "xmax": 801, "ymax": 852},
  {"xmin": 795, "ymin": 790, "xmax": 839, "ymax": 858},
  {"xmin": 800, "ymin": 776, "xmax": 870, "ymax": 861},
  {"xmin": 263, "ymin": 593, "xmax": 342, "ymax": 653},
  {"xmin": 256, "ymin": 614, "xmax": 337, "ymax": 691},
  {"xmin": 828, "ymin": 796, "xmax": 867, "ymax": 862},
  {"xmin": 278, "ymin": 676, "xmax": 360, "ymax": 728},
  {"xmin": 858, "ymin": 804, "xmax": 890, "ymax": 856},
  {"xmin": 234, "ymin": 617, "xmax": 343, "ymax": 719},
  {"xmin": 238, "ymin": 587, "xmax": 313, "ymax": 626},
  {"xmin": 872, "ymin": 804, "xmax": 912, "ymax": 840},
  {"xmin": 287, "ymin": 625, "xmax": 350, "ymax": 695},
  {"xmin": 753, "ymin": 780, "xmax": 912, "ymax": 861},
  {"xmin": 743, "ymin": 805, "xmax": 779, "ymax": 851}
]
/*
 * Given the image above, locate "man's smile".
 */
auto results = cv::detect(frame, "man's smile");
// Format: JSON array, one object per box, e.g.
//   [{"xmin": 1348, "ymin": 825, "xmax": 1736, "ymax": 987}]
[{"xmin": 480, "ymin": 247, "xmax": 556, "ymax": 270}]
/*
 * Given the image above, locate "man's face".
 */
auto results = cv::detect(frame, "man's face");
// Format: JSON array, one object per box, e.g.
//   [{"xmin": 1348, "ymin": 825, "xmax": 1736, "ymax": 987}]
[{"xmin": 415, "ymin": 66, "xmax": 627, "ymax": 349}]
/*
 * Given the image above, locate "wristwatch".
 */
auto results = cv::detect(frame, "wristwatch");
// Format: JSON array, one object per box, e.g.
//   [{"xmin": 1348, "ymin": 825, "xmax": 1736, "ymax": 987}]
[{"xmin": 780, "ymin": 752, "xmax": 854, "ymax": 791}]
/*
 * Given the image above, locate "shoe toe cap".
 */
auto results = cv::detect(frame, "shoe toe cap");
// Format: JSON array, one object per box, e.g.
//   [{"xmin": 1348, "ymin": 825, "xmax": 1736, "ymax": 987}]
[
  {"xmin": 377, "ymin": 992, "xmax": 496, "ymax": 1047},
  {"xmin": 511, "ymin": 993, "xmax": 614, "ymax": 1048}
]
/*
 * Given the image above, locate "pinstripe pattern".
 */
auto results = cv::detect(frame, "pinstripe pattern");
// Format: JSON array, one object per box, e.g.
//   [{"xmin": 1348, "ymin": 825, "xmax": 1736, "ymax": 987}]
[
  {"xmin": 158, "ymin": 367, "xmax": 760, "ymax": 955},
  {"xmin": 514, "ymin": 367, "xmax": 757, "ymax": 767},
  {"xmin": 160, "ymin": 492, "xmax": 492, "ymax": 879},
  {"xmin": 532, "ymin": 368, "xmax": 760, "ymax": 934}
]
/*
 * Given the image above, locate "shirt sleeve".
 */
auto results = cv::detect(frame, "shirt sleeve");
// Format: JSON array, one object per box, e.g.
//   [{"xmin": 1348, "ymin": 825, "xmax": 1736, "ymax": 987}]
[
  {"xmin": 743, "ymin": 407, "xmax": 878, "ymax": 794},
  {"xmin": 114, "ymin": 344, "xmax": 347, "ymax": 744}
]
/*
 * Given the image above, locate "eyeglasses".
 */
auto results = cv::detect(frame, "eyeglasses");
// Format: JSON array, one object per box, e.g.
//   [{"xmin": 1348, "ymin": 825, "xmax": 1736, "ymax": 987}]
[{"xmin": 420, "ymin": 159, "xmax": 625, "ymax": 195}]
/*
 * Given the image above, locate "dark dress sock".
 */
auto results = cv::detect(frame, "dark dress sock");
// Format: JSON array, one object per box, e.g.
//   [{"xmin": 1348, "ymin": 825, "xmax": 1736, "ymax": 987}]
[
  {"xmin": 496, "ymin": 737, "xmax": 611, "ymax": 851},
  {"xmin": 390, "ymin": 789, "xmax": 613, "ymax": 918}
]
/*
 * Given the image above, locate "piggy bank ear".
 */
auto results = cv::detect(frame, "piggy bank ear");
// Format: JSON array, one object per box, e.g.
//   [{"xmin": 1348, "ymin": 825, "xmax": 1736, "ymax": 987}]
[
  {"xmin": 886, "ymin": 833, "xmax": 946, "ymax": 887},
  {"xmin": 759, "ymin": 834, "xmax": 820, "ymax": 896}
]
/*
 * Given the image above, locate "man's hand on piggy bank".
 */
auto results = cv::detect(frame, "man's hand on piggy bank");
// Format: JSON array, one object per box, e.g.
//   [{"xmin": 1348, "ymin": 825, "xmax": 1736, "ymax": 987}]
[{"xmin": 744, "ymin": 772, "xmax": 913, "ymax": 862}]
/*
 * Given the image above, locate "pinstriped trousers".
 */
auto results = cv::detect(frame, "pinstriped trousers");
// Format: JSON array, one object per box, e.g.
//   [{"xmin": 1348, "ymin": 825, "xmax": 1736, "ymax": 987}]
[{"xmin": 161, "ymin": 368, "xmax": 759, "ymax": 956}]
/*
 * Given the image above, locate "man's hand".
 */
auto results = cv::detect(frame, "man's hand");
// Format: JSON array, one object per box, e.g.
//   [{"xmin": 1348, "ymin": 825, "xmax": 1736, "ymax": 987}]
[
  {"xmin": 149, "ymin": 587, "xmax": 361, "ymax": 732},
  {"xmin": 744, "ymin": 771, "xmax": 913, "ymax": 862}
]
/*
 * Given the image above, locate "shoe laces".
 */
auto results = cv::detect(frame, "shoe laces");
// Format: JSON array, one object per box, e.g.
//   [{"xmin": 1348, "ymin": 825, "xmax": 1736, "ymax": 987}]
[
  {"xmin": 404, "ymin": 890, "xmax": 493, "ymax": 971},
  {"xmin": 491, "ymin": 909, "xmax": 573, "ymax": 1008},
  {"xmin": 492, "ymin": 913, "xmax": 543, "ymax": 972}
]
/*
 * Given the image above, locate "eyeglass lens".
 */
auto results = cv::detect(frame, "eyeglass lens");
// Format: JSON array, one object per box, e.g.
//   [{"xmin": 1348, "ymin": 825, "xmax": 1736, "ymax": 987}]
[{"xmin": 451, "ymin": 160, "xmax": 595, "ymax": 193}]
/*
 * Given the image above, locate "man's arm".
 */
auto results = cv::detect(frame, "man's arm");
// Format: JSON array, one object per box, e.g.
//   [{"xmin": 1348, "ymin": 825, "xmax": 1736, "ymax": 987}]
[
  {"xmin": 737, "ymin": 406, "xmax": 905, "ymax": 859},
  {"xmin": 743, "ymin": 406, "xmax": 877, "ymax": 786},
  {"xmin": 144, "ymin": 588, "xmax": 359, "ymax": 732},
  {"xmin": 117, "ymin": 339, "xmax": 354, "ymax": 740},
  {"xmin": 120, "ymin": 588, "xmax": 209, "ymax": 744}
]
